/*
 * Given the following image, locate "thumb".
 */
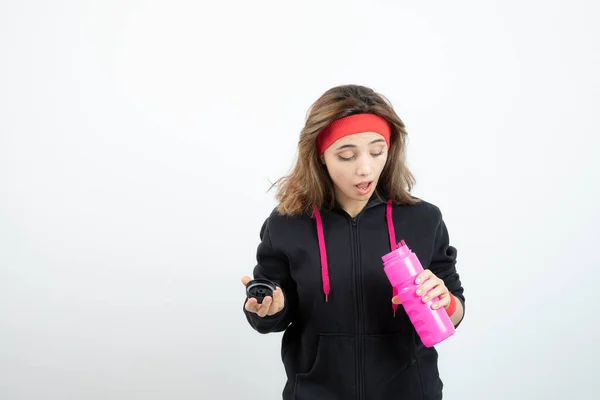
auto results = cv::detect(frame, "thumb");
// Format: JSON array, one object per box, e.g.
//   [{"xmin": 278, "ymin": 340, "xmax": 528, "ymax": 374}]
[{"xmin": 241, "ymin": 276, "xmax": 252, "ymax": 286}]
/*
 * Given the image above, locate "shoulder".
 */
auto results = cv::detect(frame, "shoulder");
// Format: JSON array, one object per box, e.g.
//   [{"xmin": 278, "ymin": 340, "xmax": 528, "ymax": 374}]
[
  {"xmin": 389, "ymin": 197, "xmax": 447, "ymax": 240},
  {"xmin": 260, "ymin": 206, "xmax": 313, "ymax": 236},
  {"xmin": 394, "ymin": 197, "xmax": 444, "ymax": 226}
]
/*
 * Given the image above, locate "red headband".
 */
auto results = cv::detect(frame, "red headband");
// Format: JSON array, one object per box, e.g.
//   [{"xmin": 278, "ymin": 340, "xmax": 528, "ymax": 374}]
[{"xmin": 317, "ymin": 113, "xmax": 391, "ymax": 156}]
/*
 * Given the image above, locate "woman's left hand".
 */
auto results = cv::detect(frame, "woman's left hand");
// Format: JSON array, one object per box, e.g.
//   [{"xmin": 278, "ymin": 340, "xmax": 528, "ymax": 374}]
[{"xmin": 391, "ymin": 269, "xmax": 452, "ymax": 310}]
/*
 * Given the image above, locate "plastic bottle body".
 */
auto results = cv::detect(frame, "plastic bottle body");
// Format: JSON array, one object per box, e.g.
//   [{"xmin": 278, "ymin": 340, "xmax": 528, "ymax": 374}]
[{"xmin": 382, "ymin": 242, "xmax": 455, "ymax": 347}]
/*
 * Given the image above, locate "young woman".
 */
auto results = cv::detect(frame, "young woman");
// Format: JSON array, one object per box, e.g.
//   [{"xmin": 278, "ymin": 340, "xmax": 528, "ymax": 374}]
[{"xmin": 241, "ymin": 84, "xmax": 466, "ymax": 400}]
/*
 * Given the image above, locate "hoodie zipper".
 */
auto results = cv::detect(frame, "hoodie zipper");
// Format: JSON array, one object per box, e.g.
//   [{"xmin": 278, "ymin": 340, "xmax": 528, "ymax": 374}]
[{"xmin": 350, "ymin": 216, "xmax": 365, "ymax": 400}]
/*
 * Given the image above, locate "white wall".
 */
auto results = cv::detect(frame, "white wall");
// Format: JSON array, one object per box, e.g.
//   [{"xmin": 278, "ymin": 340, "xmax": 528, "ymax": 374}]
[{"xmin": 1, "ymin": 0, "xmax": 598, "ymax": 399}]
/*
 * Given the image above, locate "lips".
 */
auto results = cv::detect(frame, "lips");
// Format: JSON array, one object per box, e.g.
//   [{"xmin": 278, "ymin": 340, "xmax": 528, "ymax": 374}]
[{"xmin": 355, "ymin": 181, "xmax": 373, "ymax": 194}]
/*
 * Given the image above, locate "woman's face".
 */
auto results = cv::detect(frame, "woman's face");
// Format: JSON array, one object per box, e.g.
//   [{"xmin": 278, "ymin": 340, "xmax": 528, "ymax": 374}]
[{"xmin": 322, "ymin": 131, "xmax": 389, "ymax": 208}]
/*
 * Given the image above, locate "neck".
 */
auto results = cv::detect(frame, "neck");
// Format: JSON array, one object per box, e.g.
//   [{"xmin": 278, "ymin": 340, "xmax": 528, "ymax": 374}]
[{"xmin": 335, "ymin": 195, "xmax": 369, "ymax": 218}]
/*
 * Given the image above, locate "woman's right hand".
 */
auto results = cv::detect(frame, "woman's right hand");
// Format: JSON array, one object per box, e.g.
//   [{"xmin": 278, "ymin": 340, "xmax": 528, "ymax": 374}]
[{"xmin": 241, "ymin": 276, "xmax": 286, "ymax": 317}]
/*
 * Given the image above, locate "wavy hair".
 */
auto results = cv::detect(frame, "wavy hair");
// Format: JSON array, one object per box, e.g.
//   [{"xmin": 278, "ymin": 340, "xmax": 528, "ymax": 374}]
[{"xmin": 270, "ymin": 84, "xmax": 419, "ymax": 216}]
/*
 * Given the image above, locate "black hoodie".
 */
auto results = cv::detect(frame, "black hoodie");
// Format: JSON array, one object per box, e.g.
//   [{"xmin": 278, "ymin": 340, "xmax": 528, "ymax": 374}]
[{"xmin": 243, "ymin": 194, "xmax": 465, "ymax": 400}]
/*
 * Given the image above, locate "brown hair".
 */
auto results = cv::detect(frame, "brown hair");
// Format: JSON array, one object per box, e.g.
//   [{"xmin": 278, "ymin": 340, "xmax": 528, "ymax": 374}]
[{"xmin": 270, "ymin": 84, "xmax": 420, "ymax": 216}]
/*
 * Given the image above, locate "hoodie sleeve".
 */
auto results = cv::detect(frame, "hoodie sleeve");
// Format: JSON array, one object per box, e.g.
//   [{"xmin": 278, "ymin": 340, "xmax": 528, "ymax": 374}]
[
  {"xmin": 243, "ymin": 216, "xmax": 297, "ymax": 334},
  {"xmin": 428, "ymin": 214, "xmax": 466, "ymax": 328}
]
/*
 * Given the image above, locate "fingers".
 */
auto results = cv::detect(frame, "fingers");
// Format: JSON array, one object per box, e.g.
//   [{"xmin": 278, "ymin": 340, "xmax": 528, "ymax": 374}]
[
  {"xmin": 269, "ymin": 287, "xmax": 284, "ymax": 314},
  {"xmin": 421, "ymin": 285, "xmax": 445, "ymax": 304},
  {"xmin": 430, "ymin": 293, "xmax": 451, "ymax": 310},
  {"xmin": 415, "ymin": 276, "xmax": 438, "ymax": 298},
  {"xmin": 241, "ymin": 276, "xmax": 252, "ymax": 286},
  {"xmin": 415, "ymin": 271, "xmax": 449, "ymax": 308},
  {"xmin": 415, "ymin": 269, "xmax": 432, "ymax": 285},
  {"xmin": 264, "ymin": 287, "xmax": 285, "ymax": 316},
  {"xmin": 256, "ymin": 296, "xmax": 273, "ymax": 317},
  {"xmin": 245, "ymin": 286, "xmax": 285, "ymax": 318},
  {"xmin": 391, "ymin": 295, "xmax": 401, "ymax": 305},
  {"xmin": 245, "ymin": 296, "xmax": 272, "ymax": 316},
  {"xmin": 244, "ymin": 297, "xmax": 259, "ymax": 313}
]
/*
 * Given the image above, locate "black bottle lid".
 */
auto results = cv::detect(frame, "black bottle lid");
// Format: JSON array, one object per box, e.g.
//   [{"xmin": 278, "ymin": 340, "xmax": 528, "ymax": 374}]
[{"xmin": 246, "ymin": 279, "xmax": 277, "ymax": 304}]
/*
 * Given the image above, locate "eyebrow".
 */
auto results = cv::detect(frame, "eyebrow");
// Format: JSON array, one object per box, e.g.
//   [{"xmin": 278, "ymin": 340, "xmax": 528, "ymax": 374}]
[{"xmin": 335, "ymin": 138, "xmax": 386, "ymax": 150}]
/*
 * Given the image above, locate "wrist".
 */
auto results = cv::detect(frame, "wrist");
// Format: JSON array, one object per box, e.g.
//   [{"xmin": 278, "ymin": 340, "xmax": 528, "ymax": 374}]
[{"xmin": 444, "ymin": 293, "xmax": 457, "ymax": 317}]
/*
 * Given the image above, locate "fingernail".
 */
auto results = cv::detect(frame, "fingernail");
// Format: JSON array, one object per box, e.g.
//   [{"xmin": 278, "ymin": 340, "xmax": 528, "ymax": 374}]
[
  {"xmin": 422, "ymin": 296, "xmax": 429, "ymax": 302},
  {"xmin": 416, "ymin": 278, "xmax": 421, "ymax": 284},
  {"xmin": 416, "ymin": 289, "xmax": 422, "ymax": 295},
  {"xmin": 432, "ymin": 303, "xmax": 439, "ymax": 309}
]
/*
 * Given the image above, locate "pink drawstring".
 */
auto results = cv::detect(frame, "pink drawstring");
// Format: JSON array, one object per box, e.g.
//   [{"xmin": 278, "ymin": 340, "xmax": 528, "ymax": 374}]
[
  {"xmin": 386, "ymin": 200, "xmax": 397, "ymax": 250},
  {"xmin": 313, "ymin": 206, "xmax": 330, "ymax": 302},
  {"xmin": 313, "ymin": 199, "xmax": 397, "ymax": 313},
  {"xmin": 386, "ymin": 200, "xmax": 399, "ymax": 317}
]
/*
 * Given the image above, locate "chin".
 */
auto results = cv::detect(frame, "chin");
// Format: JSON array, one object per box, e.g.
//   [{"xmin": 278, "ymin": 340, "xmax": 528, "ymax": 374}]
[{"xmin": 348, "ymin": 189, "xmax": 373, "ymax": 201}]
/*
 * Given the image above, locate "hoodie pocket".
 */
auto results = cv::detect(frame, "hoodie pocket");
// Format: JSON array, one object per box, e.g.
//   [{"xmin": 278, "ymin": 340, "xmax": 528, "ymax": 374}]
[
  {"xmin": 294, "ymin": 333, "xmax": 357, "ymax": 400},
  {"xmin": 363, "ymin": 332, "xmax": 422, "ymax": 398}
]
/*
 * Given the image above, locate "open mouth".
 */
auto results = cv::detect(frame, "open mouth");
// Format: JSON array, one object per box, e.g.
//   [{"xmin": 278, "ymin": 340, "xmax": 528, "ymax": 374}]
[{"xmin": 355, "ymin": 181, "xmax": 373, "ymax": 193}]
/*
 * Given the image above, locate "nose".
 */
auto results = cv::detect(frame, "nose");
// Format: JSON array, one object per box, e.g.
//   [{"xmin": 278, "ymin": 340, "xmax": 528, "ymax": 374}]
[{"xmin": 356, "ymin": 155, "xmax": 372, "ymax": 177}]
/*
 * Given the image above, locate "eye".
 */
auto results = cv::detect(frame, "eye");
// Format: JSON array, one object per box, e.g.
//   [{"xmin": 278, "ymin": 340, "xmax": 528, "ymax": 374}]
[
  {"xmin": 338, "ymin": 151, "xmax": 355, "ymax": 161},
  {"xmin": 371, "ymin": 149, "xmax": 385, "ymax": 157}
]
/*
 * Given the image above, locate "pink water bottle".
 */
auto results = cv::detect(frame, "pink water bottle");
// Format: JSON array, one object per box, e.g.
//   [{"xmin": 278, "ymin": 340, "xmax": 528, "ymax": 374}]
[{"xmin": 382, "ymin": 240, "xmax": 455, "ymax": 347}]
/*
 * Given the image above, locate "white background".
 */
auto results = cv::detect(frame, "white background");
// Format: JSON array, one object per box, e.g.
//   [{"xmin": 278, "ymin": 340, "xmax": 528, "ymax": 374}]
[{"xmin": 1, "ymin": 0, "xmax": 599, "ymax": 399}]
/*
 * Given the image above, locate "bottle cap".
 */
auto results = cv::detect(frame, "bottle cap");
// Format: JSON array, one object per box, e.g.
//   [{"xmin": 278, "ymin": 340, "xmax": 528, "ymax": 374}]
[{"xmin": 246, "ymin": 279, "xmax": 277, "ymax": 304}]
